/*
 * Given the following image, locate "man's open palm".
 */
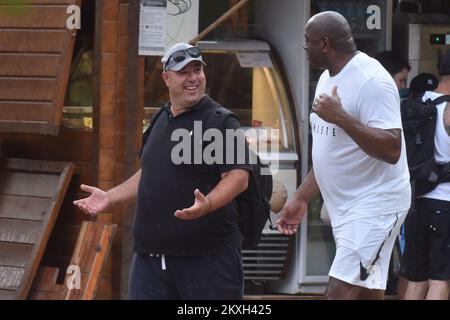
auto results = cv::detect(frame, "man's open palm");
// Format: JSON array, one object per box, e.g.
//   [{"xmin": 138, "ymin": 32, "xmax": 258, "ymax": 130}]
[
  {"xmin": 73, "ymin": 184, "xmax": 111, "ymax": 216},
  {"xmin": 276, "ymin": 199, "xmax": 307, "ymax": 235},
  {"xmin": 174, "ymin": 189, "xmax": 210, "ymax": 220}
]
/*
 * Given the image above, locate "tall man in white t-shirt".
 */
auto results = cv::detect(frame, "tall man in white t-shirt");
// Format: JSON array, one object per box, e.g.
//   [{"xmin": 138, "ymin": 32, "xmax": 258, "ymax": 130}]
[{"xmin": 276, "ymin": 11, "xmax": 411, "ymax": 300}]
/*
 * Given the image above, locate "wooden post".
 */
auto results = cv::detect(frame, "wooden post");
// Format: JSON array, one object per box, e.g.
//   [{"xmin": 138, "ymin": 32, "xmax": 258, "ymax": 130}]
[{"xmin": 120, "ymin": 0, "xmax": 144, "ymax": 300}]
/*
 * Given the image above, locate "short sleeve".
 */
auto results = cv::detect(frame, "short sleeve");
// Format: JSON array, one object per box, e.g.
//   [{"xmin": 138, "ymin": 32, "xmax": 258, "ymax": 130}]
[
  {"xmin": 356, "ymin": 76, "xmax": 403, "ymax": 130},
  {"xmin": 216, "ymin": 114, "xmax": 253, "ymax": 175}
]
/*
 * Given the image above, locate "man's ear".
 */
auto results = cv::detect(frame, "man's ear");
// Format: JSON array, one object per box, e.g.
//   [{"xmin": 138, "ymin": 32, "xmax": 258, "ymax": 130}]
[
  {"xmin": 162, "ymin": 72, "xmax": 170, "ymax": 87},
  {"xmin": 322, "ymin": 37, "xmax": 331, "ymax": 53}
]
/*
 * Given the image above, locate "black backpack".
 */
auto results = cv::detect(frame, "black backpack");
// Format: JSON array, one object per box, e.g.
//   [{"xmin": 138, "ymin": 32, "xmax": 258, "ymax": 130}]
[
  {"xmin": 141, "ymin": 103, "xmax": 274, "ymax": 250},
  {"xmin": 401, "ymin": 94, "xmax": 450, "ymax": 197},
  {"xmin": 234, "ymin": 148, "xmax": 273, "ymax": 249}
]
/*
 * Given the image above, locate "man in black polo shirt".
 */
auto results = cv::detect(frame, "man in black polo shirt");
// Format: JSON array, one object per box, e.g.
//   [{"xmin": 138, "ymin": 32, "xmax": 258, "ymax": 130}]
[{"xmin": 74, "ymin": 43, "xmax": 251, "ymax": 299}]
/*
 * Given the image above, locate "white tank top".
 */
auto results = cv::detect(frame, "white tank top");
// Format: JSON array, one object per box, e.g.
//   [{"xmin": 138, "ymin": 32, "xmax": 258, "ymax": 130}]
[{"xmin": 421, "ymin": 91, "xmax": 450, "ymax": 201}]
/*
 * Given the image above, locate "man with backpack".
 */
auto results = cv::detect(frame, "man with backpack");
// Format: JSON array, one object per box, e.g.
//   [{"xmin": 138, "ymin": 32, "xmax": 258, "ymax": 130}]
[
  {"xmin": 401, "ymin": 51, "xmax": 450, "ymax": 300},
  {"xmin": 276, "ymin": 12, "xmax": 411, "ymax": 300},
  {"xmin": 73, "ymin": 43, "xmax": 252, "ymax": 299}
]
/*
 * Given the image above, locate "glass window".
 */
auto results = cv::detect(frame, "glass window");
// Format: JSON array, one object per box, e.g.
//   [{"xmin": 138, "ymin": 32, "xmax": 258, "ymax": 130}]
[{"xmin": 61, "ymin": 50, "xmax": 94, "ymax": 130}]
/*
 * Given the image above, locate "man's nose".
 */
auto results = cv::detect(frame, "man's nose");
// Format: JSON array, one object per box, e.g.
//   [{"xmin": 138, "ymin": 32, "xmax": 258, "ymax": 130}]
[{"xmin": 187, "ymin": 71, "xmax": 197, "ymax": 81}]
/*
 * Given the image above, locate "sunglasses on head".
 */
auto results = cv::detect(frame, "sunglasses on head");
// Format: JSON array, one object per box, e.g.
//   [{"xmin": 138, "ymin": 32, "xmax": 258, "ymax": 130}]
[{"xmin": 164, "ymin": 47, "xmax": 202, "ymax": 71}]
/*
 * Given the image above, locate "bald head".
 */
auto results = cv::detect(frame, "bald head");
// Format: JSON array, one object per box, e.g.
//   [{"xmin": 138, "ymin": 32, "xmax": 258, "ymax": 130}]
[{"xmin": 305, "ymin": 11, "xmax": 356, "ymax": 54}]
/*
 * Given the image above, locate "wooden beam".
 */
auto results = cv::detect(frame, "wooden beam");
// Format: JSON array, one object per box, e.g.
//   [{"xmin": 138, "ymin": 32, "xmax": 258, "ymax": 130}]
[
  {"xmin": 15, "ymin": 161, "xmax": 76, "ymax": 299},
  {"xmin": 29, "ymin": 222, "xmax": 117, "ymax": 300}
]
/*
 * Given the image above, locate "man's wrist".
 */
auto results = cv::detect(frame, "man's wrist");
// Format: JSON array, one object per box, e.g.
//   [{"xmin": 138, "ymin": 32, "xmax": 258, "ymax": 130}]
[
  {"xmin": 105, "ymin": 190, "xmax": 115, "ymax": 208},
  {"xmin": 205, "ymin": 195, "xmax": 212, "ymax": 213}
]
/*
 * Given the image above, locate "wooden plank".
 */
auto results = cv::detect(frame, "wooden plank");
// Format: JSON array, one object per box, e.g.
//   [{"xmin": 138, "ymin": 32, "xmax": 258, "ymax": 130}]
[
  {"xmin": 119, "ymin": 1, "xmax": 143, "ymax": 300},
  {"xmin": 0, "ymin": 172, "xmax": 59, "ymax": 197},
  {"xmin": 0, "ymin": 0, "xmax": 81, "ymax": 135},
  {"xmin": 30, "ymin": 222, "xmax": 117, "ymax": 300},
  {"xmin": 0, "ymin": 157, "xmax": 72, "ymax": 174},
  {"xmin": 0, "ymin": 102, "xmax": 51, "ymax": 121},
  {"xmin": 0, "ymin": 130, "xmax": 96, "ymax": 162},
  {"xmin": 0, "ymin": 54, "xmax": 59, "ymax": 77},
  {"xmin": 0, "ymin": 30, "xmax": 65, "ymax": 53},
  {"xmin": 0, "ymin": 219, "xmax": 41, "ymax": 244},
  {"xmin": 29, "ymin": 266, "xmax": 63, "ymax": 293},
  {"xmin": 0, "ymin": 6, "xmax": 70, "ymax": 29},
  {"xmin": 16, "ymin": 162, "xmax": 76, "ymax": 299},
  {"xmin": 65, "ymin": 222, "xmax": 117, "ymax": 300},
  {"xmin": 0, "ymin": 195, "xmax": 50, "ymax": 221},
  {"xmin": 82, "ymin": 224, "xmax": 115, "ymax": 300},
  {"xmin": 0, "ymin": 266, "xmax": 24, "ymax": 290},
  {"xmin": 0, "ymin": 78, "xmax": 56, "ymax": 101},
  {"xmin": 0, "ymin": 121, "xmax": 52, "ymax": 135},
  {"xmin": 0, "ymin": 242, "xmax": 34, "ymax": 267},
  {"xmin": 50, "ymin": 3, "xmax": 81, "ymax": 135},
  {"xmin": 0, "ymin": 289, "xmax": 17, "ymax": 300},
  {"xmin": 28, "ymin": 290, "xmax": 66, "ymax": 300}
]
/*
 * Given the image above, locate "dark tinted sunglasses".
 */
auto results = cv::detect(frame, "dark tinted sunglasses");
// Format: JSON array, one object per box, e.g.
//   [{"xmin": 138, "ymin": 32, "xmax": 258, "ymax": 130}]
[{"xmin": 164, "ymin": 47, "xmax": 202, "ymax": 71}]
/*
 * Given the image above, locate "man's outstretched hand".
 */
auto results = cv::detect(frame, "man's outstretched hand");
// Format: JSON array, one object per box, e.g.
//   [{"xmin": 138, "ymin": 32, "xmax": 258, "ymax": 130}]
[
  {"xmin": 174, "ymin": 189, "xmax": 210, "ymax": 220},
  {"xmin": 276, "ymin": 199, "xmax": 308, "ymax": 235},
  {"xmin": 73, "ymin": 184, "xmax": 111, "ymax": 216}
]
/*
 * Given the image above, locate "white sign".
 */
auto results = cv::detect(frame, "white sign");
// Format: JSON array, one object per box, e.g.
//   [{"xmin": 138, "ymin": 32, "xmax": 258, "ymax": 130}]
[
  {"xmin": 139, "ymin": 0, "xmax": 168, "ymax": 56},
  {"xmin": 167, "ymin": 0, "xmax": 199, "ymax": 47},
  {"xmin": 236, "ymin": 52, "xmax": 274, "ymax": 68}
]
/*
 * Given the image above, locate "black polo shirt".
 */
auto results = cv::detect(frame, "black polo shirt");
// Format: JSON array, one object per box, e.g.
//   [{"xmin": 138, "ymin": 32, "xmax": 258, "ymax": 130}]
[{"xmin": 133, "ymin": 95, "xmax": 251, "ymax": 256}]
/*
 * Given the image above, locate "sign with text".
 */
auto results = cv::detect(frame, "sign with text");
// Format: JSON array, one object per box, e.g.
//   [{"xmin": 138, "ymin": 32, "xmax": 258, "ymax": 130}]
[
  {"xmin": 139, "ymin": 0, "xmax": 199, "ymax": 56},
  {"xmin": 139, "ymin": 0, "xmax": 168, "ymax": 56}
]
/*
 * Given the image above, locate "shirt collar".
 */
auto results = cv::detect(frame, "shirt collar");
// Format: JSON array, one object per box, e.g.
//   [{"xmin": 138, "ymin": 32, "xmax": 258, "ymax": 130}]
[{"xmin": 164, "ymin": 94, "xmax": 210, "ymax": 118}]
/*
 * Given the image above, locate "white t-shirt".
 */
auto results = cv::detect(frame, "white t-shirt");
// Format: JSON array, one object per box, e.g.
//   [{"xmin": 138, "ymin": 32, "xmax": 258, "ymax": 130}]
[
  {"xmin": 310, "ymin": 52, "xmax": 411, "ymax": 227},
  {"xmin": 421, "ymin": 91, "xmax": 450, "ymax": 201}
]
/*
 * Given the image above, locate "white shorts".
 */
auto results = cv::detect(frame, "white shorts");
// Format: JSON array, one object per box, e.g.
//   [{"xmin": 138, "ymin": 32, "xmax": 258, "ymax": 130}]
[{"xmin": 328, "ymin": 210, "xmax": 408, "ymax": 290}]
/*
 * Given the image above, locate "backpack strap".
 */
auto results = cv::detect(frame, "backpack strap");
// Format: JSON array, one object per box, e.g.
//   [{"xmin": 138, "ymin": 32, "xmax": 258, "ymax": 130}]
[
  {"xmin": 438, "ymin": 161, "xmax": 450, "ymax": 183},
  {"xmin": 431, "ymin": 95, "xmax": 450, "ymax": 105},
  {"xmin": 139, "ymin": 103, "xmax": 167, "ymax": 157}
]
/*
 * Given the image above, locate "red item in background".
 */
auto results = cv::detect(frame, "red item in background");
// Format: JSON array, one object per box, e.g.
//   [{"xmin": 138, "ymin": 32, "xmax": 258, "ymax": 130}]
[{"xmin": 252, "ymin": 120, "xmax": 262, "ymax": 127}]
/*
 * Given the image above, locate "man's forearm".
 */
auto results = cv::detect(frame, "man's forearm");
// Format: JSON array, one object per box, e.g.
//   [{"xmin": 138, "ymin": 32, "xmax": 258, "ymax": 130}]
[
  {"xmin": 293, "ymin": 169, "xmax": 320, "ymax": 203},
  {"xmin": 205, "ymin": 169, "xmax": 249, "ymax": 212},
  {"xmin": 106, "ymin": 170, "xmax": 141, "ymax": 206},
  {"xmin": 336, "ymin": 113, "xmax": 401, "ymax": 164}
]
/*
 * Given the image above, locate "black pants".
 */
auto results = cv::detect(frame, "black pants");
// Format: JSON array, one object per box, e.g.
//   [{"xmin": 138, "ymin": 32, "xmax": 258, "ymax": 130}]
[
  {"xmin": 128, "ymin": 246, "xmax": 244, "ymax": 300},
  {"xmin": 401, "ymin": 198, "xmax": 450, "ymax": 282}
]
